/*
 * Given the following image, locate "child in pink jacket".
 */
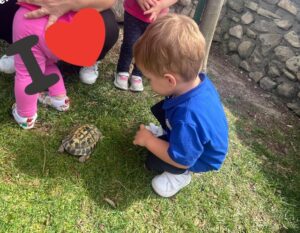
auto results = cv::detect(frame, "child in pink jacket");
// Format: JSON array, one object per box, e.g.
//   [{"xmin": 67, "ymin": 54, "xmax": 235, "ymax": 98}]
[{"xmin": 114, "ymin": 0, "xmax": 177, "ymax": 92}]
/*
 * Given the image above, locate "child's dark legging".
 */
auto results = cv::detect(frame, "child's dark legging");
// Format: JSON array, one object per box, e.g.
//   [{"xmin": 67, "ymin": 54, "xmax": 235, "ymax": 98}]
[
  {"xmin": 145, "ymin": 152, "xmax": 187, "ymax": 175},
  {"xmin": 117, "ymin": 11, "xmax": 149, "ymax": 77}
]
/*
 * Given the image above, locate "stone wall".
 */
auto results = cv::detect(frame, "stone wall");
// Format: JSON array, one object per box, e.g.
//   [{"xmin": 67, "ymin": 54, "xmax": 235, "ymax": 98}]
[
  {"xmin": 112, "ymin": 0, "xmax": 300, "ymax": 116},
  {"xmin": 214, "ymin": 0, "xmax": 300, "ymax": 116}
]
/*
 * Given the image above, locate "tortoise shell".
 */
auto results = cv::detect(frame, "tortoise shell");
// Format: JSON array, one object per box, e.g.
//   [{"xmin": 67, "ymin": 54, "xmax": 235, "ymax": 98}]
[{"xmin": 58, "ymin": 124, "xmax": 102, "ymax": 161}]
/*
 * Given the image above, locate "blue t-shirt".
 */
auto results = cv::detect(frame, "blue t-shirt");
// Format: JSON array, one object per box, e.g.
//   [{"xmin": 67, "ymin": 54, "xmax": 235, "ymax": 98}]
[{"xmin": 163, "ymin": 73, "xmax": 228, "ymax": 173}]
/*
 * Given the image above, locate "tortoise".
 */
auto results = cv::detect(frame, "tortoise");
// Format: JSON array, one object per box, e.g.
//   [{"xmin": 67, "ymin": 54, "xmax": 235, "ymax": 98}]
[{"xmin": 58, "ymin": 124, "xmax": 103, "ymax": 162}]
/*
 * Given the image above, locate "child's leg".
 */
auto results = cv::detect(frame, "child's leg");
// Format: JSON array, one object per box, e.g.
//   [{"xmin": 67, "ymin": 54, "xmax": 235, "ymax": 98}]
[
  {"xmin": 131, "ymin": 21, "xmax": 149, "ymax": 77},
  {"xmin": 145, "ymin": 153, "xmax": 187, "ymax": 174},
  {"xmin": 14, "ymin": 53, "xmax": 45, "ymax": 117},
  {"xmin": 38, "ymin": 62, "xmax": 70, "ymax": 112},
  {"xmin": 46, "ymin": 62, "xmax": 66, "ymax": 97},
  {"xmin": 116, "ymin": 12, "xmax": 147, "ymax": 74},
  {"xmin": 144, "ymin": 138, "xmax": 191, "ymax": 198},
  {"xmin": 13, "ymin": 8, "xmax": 47, "ymax": 118}
]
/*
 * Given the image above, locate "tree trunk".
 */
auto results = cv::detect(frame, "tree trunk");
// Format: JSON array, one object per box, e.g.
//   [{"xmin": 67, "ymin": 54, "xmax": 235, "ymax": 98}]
[{"xmin": 199, "ymin": 0, "xmax": 224, "ymax": 73}]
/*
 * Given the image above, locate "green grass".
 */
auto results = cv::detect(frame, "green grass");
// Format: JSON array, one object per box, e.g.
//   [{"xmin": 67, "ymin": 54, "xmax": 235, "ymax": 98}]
[{"xmin": 0, "ymin": 51, "xmax": 299, "ymax": 232}]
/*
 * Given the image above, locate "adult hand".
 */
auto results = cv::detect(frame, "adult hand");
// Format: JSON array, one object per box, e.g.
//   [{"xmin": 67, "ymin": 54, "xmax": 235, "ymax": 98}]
[
  {"xmin": 133, "ymin": 124, "xmax": 155, "ymax": 147},
  {"xmin": 18, "ymin": 0, "xmax": 75, "ymax": 28}
]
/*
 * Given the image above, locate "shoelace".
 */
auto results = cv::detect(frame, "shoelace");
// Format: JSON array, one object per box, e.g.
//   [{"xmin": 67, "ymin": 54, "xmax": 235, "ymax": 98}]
[{"xmin": 82, "ymin": 62, "xmax": 99, "ymax": 72}]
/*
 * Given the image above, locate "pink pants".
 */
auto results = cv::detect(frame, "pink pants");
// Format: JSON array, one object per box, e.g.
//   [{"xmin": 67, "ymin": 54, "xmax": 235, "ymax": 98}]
[{"xmin": 13, "ymin": 7, "xmax": 67, "ymax": 117}]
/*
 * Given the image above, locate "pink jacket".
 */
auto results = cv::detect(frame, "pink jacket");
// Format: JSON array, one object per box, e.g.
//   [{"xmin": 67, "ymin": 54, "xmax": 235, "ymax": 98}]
[{"xmin": 124, "ymin": 0, "xmax": 169, "ymax": 23}]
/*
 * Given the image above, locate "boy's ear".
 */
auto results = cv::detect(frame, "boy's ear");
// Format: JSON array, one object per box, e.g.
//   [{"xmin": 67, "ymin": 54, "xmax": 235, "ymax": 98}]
[{"xmin": 164, "ymin": 73, "xmax": 177, "ymax": 87}]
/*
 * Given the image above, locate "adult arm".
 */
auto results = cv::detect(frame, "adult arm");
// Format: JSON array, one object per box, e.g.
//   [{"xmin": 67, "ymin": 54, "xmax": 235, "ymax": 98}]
[{"xmin": 18, "ymin": 0, "xmax": 117, "ymax": 28}]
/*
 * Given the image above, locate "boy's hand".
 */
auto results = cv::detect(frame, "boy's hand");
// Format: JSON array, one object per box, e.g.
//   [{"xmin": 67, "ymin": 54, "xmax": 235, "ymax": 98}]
[
  {"xmin": 137, "ymin": 0, "xmax": 157, "ymax": 11},
  {"xmin": 143, "ymin": 1, "xmax": 163, "ymax": 22},
  {"xmin": 133, "ymin": 124, "xmax": 155, "ymax": 147}
]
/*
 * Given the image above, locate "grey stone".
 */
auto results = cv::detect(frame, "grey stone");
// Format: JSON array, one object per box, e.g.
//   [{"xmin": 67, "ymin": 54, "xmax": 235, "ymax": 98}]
[
  {"xmin": 286, "ymin": 56, "xmax": 300, "ymax": 74},
  {"xmin": 213, "ymin": 33, "xmax": 222, "ymax": 42},
  {"xmin": 284, "ymin": 31, "xmax": 300, "ymax": 48},
  {"xmin": 257, "ymin": 7, "xmax": 281, "ymax": 19},
  {"xmin": 264, "ymin": 0, "xmax": 279, "ymax": 4},
  {"xmin": 246, "ymin": 28, "xmax": 257, "ymax": 39},
  {"xmin": 241, "ymin": 11, "xmax": 254, "ymax": 24},
  {"xmin": 227, "ymin": 0, "xmax": 244, "ymax": 13},
  {"xmin": 231, "ymin": 16, "xmax": 240, "ymax": 23},
  {"xmin": 222, "ymin": 43, "xmax": 229, "ymax": 54},
  {"xmin": 277, "ymin": 82, "xmax": 297, "ymax": 98},
  {"xmin": 245, "ymin": 2, "xmax": 258, "ymax": 11},
  {"xmin": 298, "ymin": 73, "xmax": 300, "ymax": 81},
  {"xmin": 287, "ymin": 102, "xmax": 300, "ymax": 116},
  {"xmin": 224, "ymin": 33, "xmax": 230, "ymax": 40},
  {"xmin": 274, "ymin": 46, "xmax": 295, "ymax": 62},
  {"xmin": 253, "ymin": 20, "xmax": 276, "ymax": 32},
  {"xmin": 181, "ymin": 5, "xmax": 193, "ymax": 15},
  {"xmin": 249, "ymin": 71, "xmax": 264, "ymax": 82},
  {"xmin": 283, "ymin": 69, "xmax": 296, "ymax": 81},
  {"xmin": 259, "ymin": 34, "xmax": 283, "ymax": 55},
  {"xmin": 228, "ymin": 41, "xmax": 238, "ymax": 51},
  {"xmin": 260, "ymin": 77, "xmax": 277, "ymax": 90},
  {"xmin": 239, "ymin": 60, "xmax": 251, "ymax": 72},
  {"xmin": 274, "ymin": 19, "xmax": 293, "ymax": 30},
  {"xmin": 178, "ymin": 0, "xmax": 191, "ymax": 7},
  {"xmin": 231, "ymin": 54, "xmax": 241, "ymax": 66},
  {"xmin": 219, "ymin": 17, "xmax": 231, "ymax": 34},
  {"xmin": 277, "ymin": 0, "xmax": 298, "ymax": 15},
  {"xmin": 297, "ymin": 12, "xmax": 300, "ymax": 22},
  {"xmin": 238, "ymin": 41, "xmax": 256, "ymax": 59},
  {"xmin": 268, "ymin": 65, "xmax": 281, "ymax": 77},
  {"xmin": 229, "ymin": 25, "xmax": 243, "ymax": 39},
  {"xmin": 298, "ymin": 92, "xmax": 300, "ymax": 98},
  {"xmin": 251, "ymin": 50, "xmax": 263, "ymax": 64},
  {"xmin": 169, "ymin": 8, "xmax": 176, "ymax": 14}
]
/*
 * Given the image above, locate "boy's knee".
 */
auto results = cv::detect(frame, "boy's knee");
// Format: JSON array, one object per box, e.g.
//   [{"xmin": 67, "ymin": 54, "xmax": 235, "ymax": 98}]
[{"xmin": 145, "ymin": 154, "xmax": 164, "ymax": 174}]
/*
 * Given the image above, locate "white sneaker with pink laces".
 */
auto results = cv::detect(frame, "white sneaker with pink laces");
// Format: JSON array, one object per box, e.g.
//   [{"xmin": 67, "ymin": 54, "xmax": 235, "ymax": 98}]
[
  {"xmin": 130, "ymin": 75, "xmax": 144, "ymax": 92},
  {"xmin": 114, "ymin": 72, "xmax": 129, "ymax": 90},
  {"xmin": 38, "ymin": 92, "xmax": 70, "ymax": 112}
]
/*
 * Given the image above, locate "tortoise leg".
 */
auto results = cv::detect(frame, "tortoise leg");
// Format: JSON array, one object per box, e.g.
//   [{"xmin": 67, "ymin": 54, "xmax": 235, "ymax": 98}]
[
  {"xmin": 79, "ymin": 155, "xmax": 90, "ymax": 163},
  {"xmin": 57, "ymin": 144, "xmax": 65, "ymax": 153}
]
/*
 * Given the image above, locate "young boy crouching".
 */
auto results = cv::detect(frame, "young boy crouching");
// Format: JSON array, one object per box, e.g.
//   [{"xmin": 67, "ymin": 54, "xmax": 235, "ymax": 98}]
[{"xmin": 133, "ymin": 14, "xmax": 229, "ymax": 198}]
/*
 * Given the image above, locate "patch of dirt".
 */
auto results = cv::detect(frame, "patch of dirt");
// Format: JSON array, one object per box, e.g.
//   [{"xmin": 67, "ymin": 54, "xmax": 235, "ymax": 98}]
[{"xmin": 208, "ymin": 44, "xmax": 299, "ymax": 126}]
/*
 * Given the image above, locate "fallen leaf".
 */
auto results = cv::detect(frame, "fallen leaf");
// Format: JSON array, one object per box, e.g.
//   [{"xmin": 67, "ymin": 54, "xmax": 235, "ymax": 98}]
[{"xmin": 104, "ymin": 198, "xmax": 116, "ymax": 208}]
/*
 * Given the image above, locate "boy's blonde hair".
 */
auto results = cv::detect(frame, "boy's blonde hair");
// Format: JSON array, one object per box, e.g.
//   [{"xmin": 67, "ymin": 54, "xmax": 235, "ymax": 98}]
[{"xmin": 133, "ymin": 14, "xmax": 206, "ymax": 82}]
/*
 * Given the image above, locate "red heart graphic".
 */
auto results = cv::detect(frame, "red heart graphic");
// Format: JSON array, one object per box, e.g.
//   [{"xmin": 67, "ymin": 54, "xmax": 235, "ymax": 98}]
[{"xmin": 45, "ymin": 8, "xmax": 105, "ymax": 67}]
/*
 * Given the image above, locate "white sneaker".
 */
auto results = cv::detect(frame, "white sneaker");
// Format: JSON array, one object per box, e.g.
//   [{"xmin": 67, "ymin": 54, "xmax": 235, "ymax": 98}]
[
  {"xmin": 152, "ymin": 171, "xmax": 191, "ymax": 197},
  {"xmin": 114, "ymin": 72, "xmax": 129, "ymax": 90},
  {"xmin": 38, "ymin": 92, "xmax": 70, "ymax": 112},
  {"xmin": 12, "ymin": 104, "xmax": 37, "ymax": 129},
  {"xmin": 79, "ymin": 62, "xmax": 99, "ymax": 85},
  {"xmin": 0, "ymin": 55, "xmax": 15, "ymax": 74},
  {"xmin": 129, "ymin": 75, "xmax": 144, "ymax": 92}
]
